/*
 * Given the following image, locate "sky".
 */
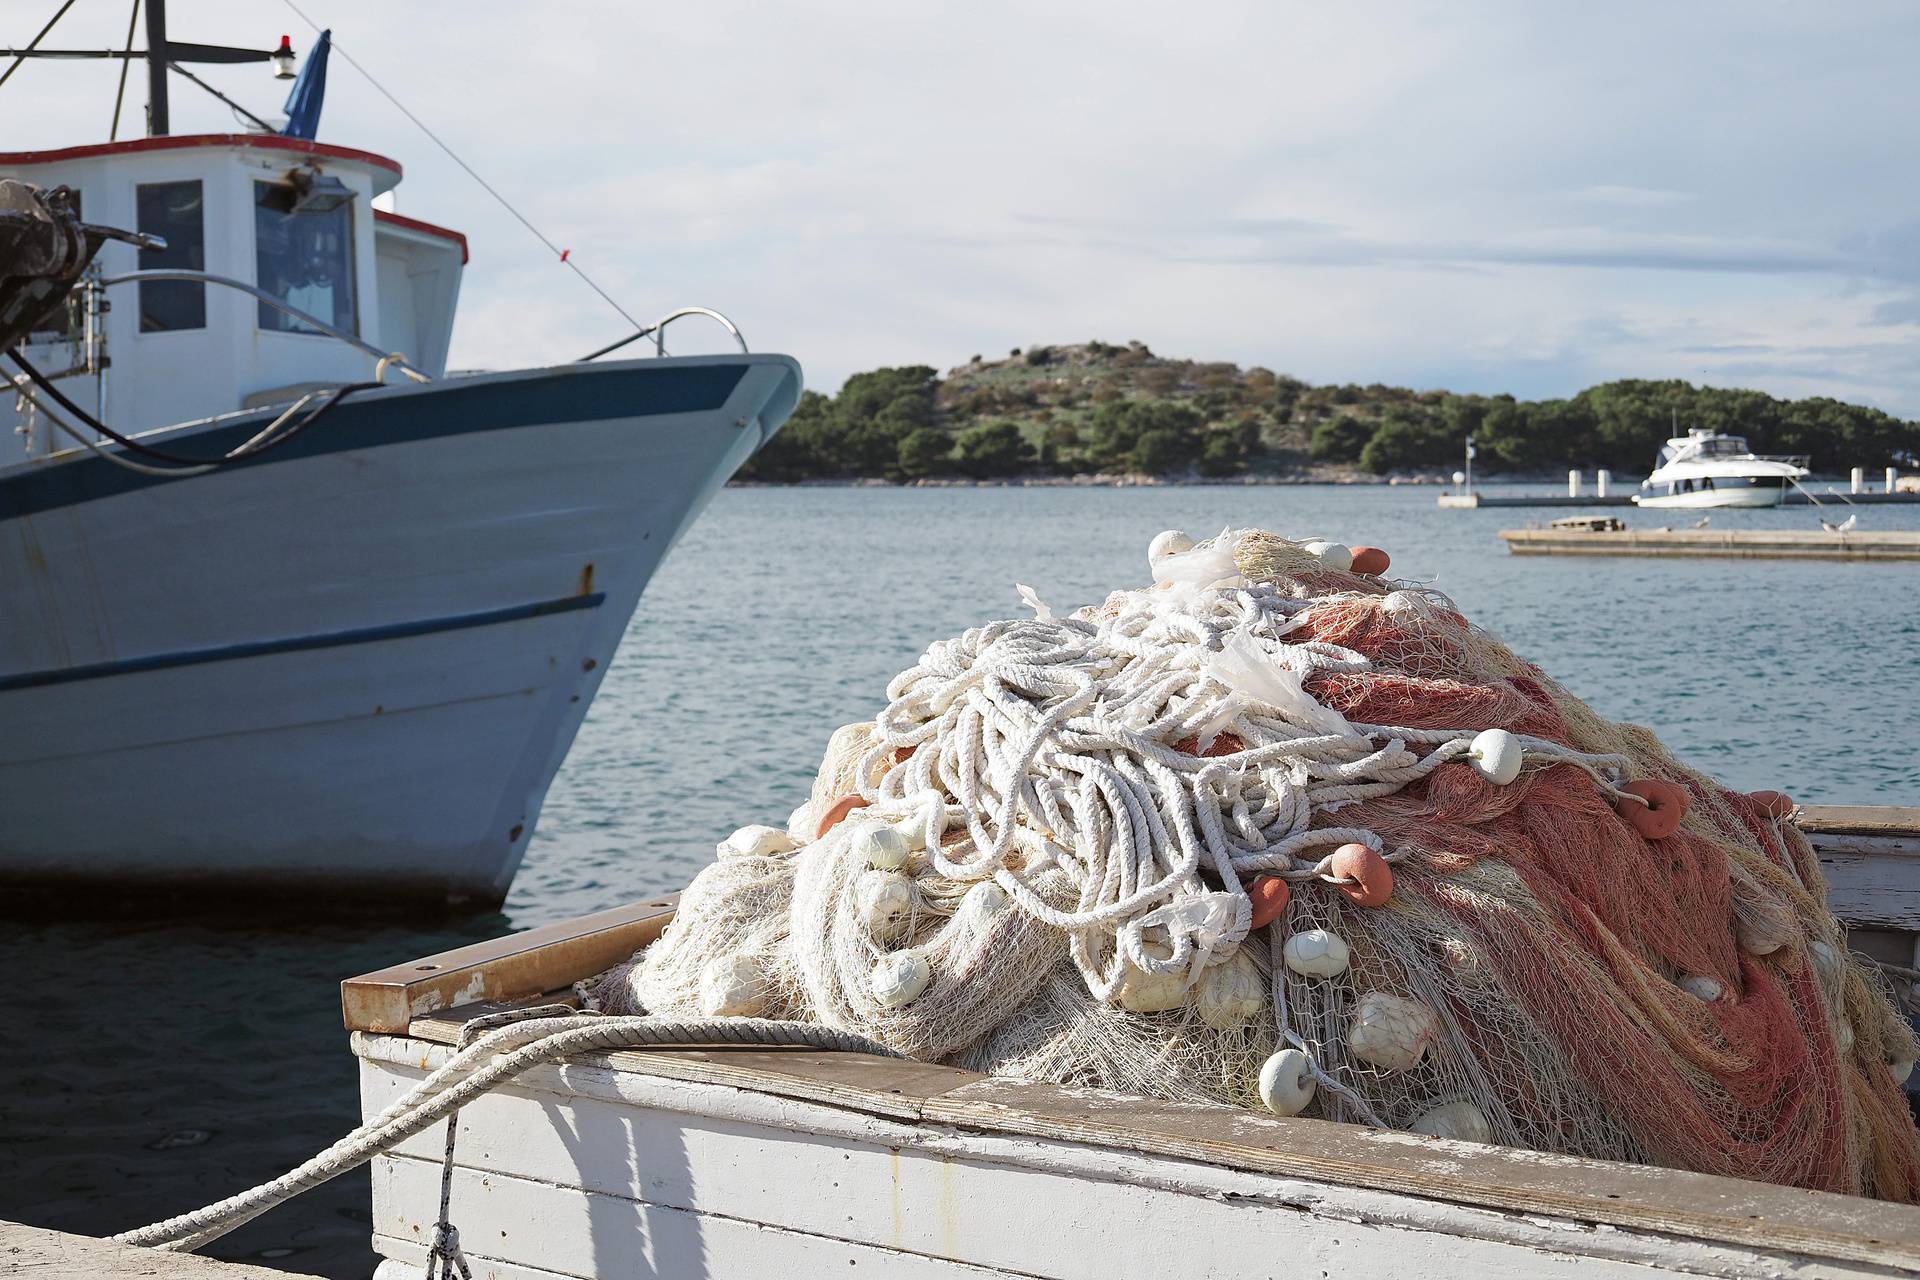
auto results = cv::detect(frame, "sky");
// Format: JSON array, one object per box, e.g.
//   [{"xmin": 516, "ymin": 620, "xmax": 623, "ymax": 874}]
[{"xmin": 8, "ymin": 1, "xmax": 1920, "ymax": 412}]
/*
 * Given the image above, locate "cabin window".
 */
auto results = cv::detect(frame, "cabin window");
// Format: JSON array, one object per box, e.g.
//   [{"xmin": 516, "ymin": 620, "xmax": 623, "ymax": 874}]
[
  {"xmin": 254, "ymin": 180, "xmax": 357, "ymax": 336},
  {"xmin": 136, "ymin": 180, "xmax": 205, "ymax": 332}
]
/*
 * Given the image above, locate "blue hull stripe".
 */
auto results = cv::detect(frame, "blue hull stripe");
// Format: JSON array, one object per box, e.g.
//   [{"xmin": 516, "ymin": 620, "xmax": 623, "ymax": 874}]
[
  {"xmin": 0, "ymin": 362, "xmax": 746, "ymax": 520},
  {"xmin": 0, "ymin": 592, "xmax": 606, "ymax": 693}
]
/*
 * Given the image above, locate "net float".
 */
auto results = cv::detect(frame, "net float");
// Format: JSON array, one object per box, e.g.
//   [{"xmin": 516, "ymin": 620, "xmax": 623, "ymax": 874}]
[
  {"xmin": 814, "ymin": 794, "xmax": 870, "ymax": 839},
  {"xmin": 699, "ymin": 954, "xmax": 771, "ymax": 1018},
  {"xmin": 1148, "ymin": 529, "xmax": 1195, "ymax": 570},
  {"xmin": 1282, "ymin": 928, "xmax": 1351, "ymax": 979},
  {"xmin": 1257, "ymin": 1048, "xmax": 1317, "ymax": 1116},
  {"xmin": 1116, "ymin": 941, "xmax": 1189, "ymax": 1013},
  {"xmin": 1615, "ymin": 779, "xmax": 1688, "ymax": 839},
  {"xmin": 1409, "ymin": 1100, "xmax": 1492, "ymax": 1144},
  {"xmin": 851, "ymin": 822, "xmax": 910, "ymax": 870},
  {"xmin": 855, "ymin": 868, "xmax": 914, "ymax": 941},
  {"xmin": 1327, "ymin": 842, "xmax": 1393, "ymax": 907},
  {"xmin": 1679, "ymin": 975, "xmax": 1725, "ymax": 1002},
  {"xmin": 1196, "ymin": 950, "xmax": 1266, "ymax": 1029},
  {"xmin": 1302, "ymin": 540, "xmax": 1353, "ymax": 572},
  {"xmin": 1748, "ymin": 789, "xmax": 1795, "ymax": 820},
  {"xmin": 1349, "ymin": 991, "xmax": 1439, "ymax": 1072},
  {"xmin": 1836, "ymin": 1020, "xmax": 1855, "ymax": 1056},
  {"xmin": 870, "ymin": 950, "xmax": 932, "ymax": 1008},
  {"xmin": 1891, "ymin": 1053, "xmax": 1916, "ymax": 1086},
  {"xmin": 716, "ymin": 824, "xmax": 797, "ymax": 859},
  {"xmin": 1467, "ymin": 728, "xmax": 1524, "ymax": 786},
  {"xmin": 1349, "ymin": 545, "xmax": 1391, "ymax": 576},
  {"xmin": 1248, "ymin": 875, "xmax": 1292, "ymax": 929},
  {"xmin": 1807, "ymin": 939, "xmax": 1845, "ymax": 1000}
]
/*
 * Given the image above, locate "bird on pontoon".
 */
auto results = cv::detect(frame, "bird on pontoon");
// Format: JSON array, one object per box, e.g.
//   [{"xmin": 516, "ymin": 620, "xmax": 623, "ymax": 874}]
[
  {"xmin": 1819, "ymin": 513, "xmax": 1859, "ymax": 533},
  {"xmin": 1691, "ymin": 515, "xmax": 1711, "ymax": 528}
]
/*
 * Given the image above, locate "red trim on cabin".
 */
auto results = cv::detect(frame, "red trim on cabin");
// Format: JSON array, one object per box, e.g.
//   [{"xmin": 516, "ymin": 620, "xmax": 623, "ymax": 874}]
[
  {"xmin": 375, "ymin": 210, "xmax": 470, "ymax": 264},
  {"xmin": 0, "ymin": 134, "xmax": 403, "ymax": 178}
]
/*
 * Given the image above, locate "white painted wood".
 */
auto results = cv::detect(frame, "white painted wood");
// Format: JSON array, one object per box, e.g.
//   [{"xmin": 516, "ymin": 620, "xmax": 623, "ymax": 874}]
[
  {"xmin": 355, "ymin": 1036, "xmax": 1907, "ymax": 1280},
  {"xmin": 1810, "ymin": 833, "xmax": 1920, "ymax": 930}
]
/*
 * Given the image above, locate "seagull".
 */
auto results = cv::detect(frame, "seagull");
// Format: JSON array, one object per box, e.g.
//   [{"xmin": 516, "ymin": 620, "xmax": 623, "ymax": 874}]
[
  {"xmin": 1691, "ymin": 515, "xmax": 1711, "ymax": 528},
  {"xmin": 1819, "ymin": 513, "xmax": 1857, "ymax": 533}
]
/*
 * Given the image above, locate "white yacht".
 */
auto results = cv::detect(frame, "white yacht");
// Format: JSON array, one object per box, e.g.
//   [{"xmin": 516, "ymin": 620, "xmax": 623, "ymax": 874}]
[
  {"xmin": 0, "ymin": 8, "xmax": 801, "ymax": 906},
  {"xmin": 1633, "ymin": 427, "xmax": 1809, "ymax": 509}
]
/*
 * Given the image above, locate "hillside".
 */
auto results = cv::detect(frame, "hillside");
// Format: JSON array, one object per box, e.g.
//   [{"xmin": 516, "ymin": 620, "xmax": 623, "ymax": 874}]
[{"xmin": 737, "ymin": 341, "xmax": 1919, "ymax": 483}]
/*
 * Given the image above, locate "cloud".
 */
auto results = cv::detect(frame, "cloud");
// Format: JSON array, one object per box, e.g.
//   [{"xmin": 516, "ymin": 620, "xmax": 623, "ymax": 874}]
[{"xmin": 8, "ymin": 0, "xmax": 1920, "ymax": 412}]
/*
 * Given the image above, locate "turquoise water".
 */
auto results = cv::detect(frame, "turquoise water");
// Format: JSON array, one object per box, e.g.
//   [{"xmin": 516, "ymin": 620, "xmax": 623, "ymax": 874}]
[{"xmin": 3, "ymin": 484, "xmax": 1917, "ymax": 1276}]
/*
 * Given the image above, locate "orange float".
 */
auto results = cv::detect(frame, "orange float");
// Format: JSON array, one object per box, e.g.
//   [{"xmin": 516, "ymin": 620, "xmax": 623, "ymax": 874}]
[
  {"xmin": 814, "ymin": 794, "xmax": 871, "ymax": 839},
  {"xmin": 1327, "ymin": 842, "xmax": 1393, "ymax": 907},
  {"xmin": 1748, "ymin": 789, "xmax": 1795, "ymax": 820},
  {"xmin": 1349, "ymin": 546, "xmax": 1391, "ymax": 576},
  {"xmin": 1248, "ymin": 875, "xmax": 1291, "ymax": 928},
  {"xmin": 1616, "ymin": 779, "xmax": 1689, "ymax": 839},
  {"xmin": 893, "ymin": 745, "xmax": 916, "ymax": 765}
]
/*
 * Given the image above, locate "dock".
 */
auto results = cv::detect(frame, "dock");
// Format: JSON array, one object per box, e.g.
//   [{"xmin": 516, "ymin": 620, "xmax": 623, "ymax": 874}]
[
  {"xmin": 1499, "ymin": 527, "xmax": 1920, "ymax": 560},
  {"xmin": 1444, "ymin": 490, "xmax": 1920, "ymax": 509},
  {"xmin": 0, "ymin": 1220, "xmax": 291, "ymax": 1278}
]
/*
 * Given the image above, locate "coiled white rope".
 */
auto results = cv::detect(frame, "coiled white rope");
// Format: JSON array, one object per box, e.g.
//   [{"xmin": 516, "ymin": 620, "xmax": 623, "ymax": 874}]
[
  {"xmin": 843, "ymin": 532, "xmax": 1632, "ymax": 1005},
  {"xmin": 115, "ymin": 1014, "xmax": 898, "ymax": 1253}
]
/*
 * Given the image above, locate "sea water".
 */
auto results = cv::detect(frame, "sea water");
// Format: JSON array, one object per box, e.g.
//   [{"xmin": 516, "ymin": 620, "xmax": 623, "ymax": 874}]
[{"xmin": 4, "ymin": 485, "xmax": 1917, "ymax": 1275}]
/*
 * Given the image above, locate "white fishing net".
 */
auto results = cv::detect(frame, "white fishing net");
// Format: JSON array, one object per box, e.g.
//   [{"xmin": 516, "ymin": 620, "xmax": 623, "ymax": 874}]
[{"xmin": 601, "ymin": 527, "xmax": 1920, "ymax": 1198}]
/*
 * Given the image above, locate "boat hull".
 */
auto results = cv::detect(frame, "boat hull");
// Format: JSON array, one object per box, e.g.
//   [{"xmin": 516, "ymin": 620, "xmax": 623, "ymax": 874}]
[
  {"xmin": 0, "ymin": 355, "xmax": 801, "ymax": 906},
  {"xmin": 1632, "ymin": 487, "xmax": 1787, "ymax": 509}
]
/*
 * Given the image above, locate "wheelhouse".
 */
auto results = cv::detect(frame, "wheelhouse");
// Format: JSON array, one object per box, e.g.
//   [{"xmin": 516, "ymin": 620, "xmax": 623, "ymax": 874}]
[{"xmin": 0, "ymin": 134, "xmax": 465, "ymax": 446}]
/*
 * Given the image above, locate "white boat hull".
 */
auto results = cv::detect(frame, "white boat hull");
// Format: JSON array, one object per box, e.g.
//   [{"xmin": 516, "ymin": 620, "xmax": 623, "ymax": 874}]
[
  {"xmin": 1633, "ymin": 488, "xmax": 1787, "ymax": 509},
  {"xmin": 0, "ymin": 355, "xmax": 801, "ymax": 905}
]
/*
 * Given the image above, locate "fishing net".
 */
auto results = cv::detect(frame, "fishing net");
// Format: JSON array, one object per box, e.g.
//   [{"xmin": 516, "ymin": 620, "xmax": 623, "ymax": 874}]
[{"xmin": 601, "ymin": 527, "xmax": 1920, "ymax": 1199}]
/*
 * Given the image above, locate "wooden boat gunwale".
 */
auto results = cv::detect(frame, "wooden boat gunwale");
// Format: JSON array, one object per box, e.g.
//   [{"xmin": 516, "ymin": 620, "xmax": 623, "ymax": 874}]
[{"xmin": 344, "ymin": 804, "xmax": 1920, "ymax": 1276}]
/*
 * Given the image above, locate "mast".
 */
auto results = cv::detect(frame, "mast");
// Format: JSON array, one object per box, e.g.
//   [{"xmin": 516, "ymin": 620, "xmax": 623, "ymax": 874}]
[{"xmin": 144, "ymin": 0, "xmax": 168, "ymax": 135}]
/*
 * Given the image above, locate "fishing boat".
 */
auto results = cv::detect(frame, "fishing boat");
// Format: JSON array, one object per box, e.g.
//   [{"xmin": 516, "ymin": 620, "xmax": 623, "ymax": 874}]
[
  {"xmin": 1632, "ymin": 427, "xmax": 1809, "ymax": 509},
  {"xmin": 340, "ymin": 804, "xmax": 1920, "ymax": 1280},
  {"xmin": 0, "ymin": 6, "xmax": 802, "ymax": 907}
]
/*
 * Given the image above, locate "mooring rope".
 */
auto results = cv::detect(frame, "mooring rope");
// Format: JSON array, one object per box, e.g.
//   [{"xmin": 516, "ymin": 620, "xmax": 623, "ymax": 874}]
[{"xmin": 115, "ymin": 1015, "xmax": 899, "ymax": 1252}]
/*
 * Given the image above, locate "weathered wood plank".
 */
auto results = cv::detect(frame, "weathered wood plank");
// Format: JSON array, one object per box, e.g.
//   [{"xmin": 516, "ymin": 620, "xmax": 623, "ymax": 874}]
[
  {"xmin": 1800, "ymin": 806, "xmax": 1920, "ymax": 839},
  {"xmin": 359, "ymin": 1049, "xmax": 1899, "ymax": 1280},
  {"xmin": 919, "ymin": 1078, "xmax": 1920, "ymax": 1271},
  {"xmin": 1800, "ymin": 812, "xmax": 1920, "ymax": 931},
  {"xmin": 0, "ymin": 1220, "xmax": 292, "ymax": 1278},
  {"xmin": 339, "ymin": 896, "xmax": 676, "ymax": 1033}
]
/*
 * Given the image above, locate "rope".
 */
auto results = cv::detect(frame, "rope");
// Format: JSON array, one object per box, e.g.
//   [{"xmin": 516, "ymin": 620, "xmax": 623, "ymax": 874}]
[
  {"xmin": 278, "ymin": 0, "xmax": 645, "ymax": 333},
  {"xmin": 109, "ymin": 0, "xmax": 141, "ymax": 140},
  {"xmin": 114, "ymin": 1015, "xmax": 899, "ymax": 1253},
  {"xmin": 0, "ymin": 0, "xmax": 80, "ymax": 93},
  {"xmin": 7, "ymin": 350, "xmax": 372, "ymax": 470},
  {"xmin": 850, "ymin": 538, "xmax": 1630, "ymax": 1002}
]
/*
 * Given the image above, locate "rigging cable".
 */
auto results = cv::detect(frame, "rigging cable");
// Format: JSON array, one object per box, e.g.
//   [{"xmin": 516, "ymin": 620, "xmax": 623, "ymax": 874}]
[
  {"xmin": 278, "ymin": 0, "xmax": 646, "ymax": 334},
  {"xmin": 110, "ymin": 0, "xmax": 142, "ymax": 140},
  {"xmin": 0, "ymin": 0, "xmax": 80, "ymax": 93},
  {"xmin": 7, "ymin": 350, "xmax": 372, "ymax": 470}
]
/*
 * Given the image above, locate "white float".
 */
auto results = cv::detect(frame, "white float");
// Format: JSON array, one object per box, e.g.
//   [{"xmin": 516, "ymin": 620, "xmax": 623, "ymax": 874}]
[
  {"xmin": 1257, "ymin": 1048, "xmax": 1316, "ymax": 1116},
  {"xmin": 1348, "ymin": 992, "xmax": 1438, "ymax": 1072},
  {"xmin": 1282, "ymin": 929, "xmax": 1351, "ymax": 979},
  {"xmin": 1467, "ymin": 729, "xmax": 1524, "ymax": 786},
  {"xmin": 717, "ymin": 824, "xmax": 798, "ymax": 858},
  {"xmin": 870, "ymin": 950, "xmax": 932, "ymax": 1008}
]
